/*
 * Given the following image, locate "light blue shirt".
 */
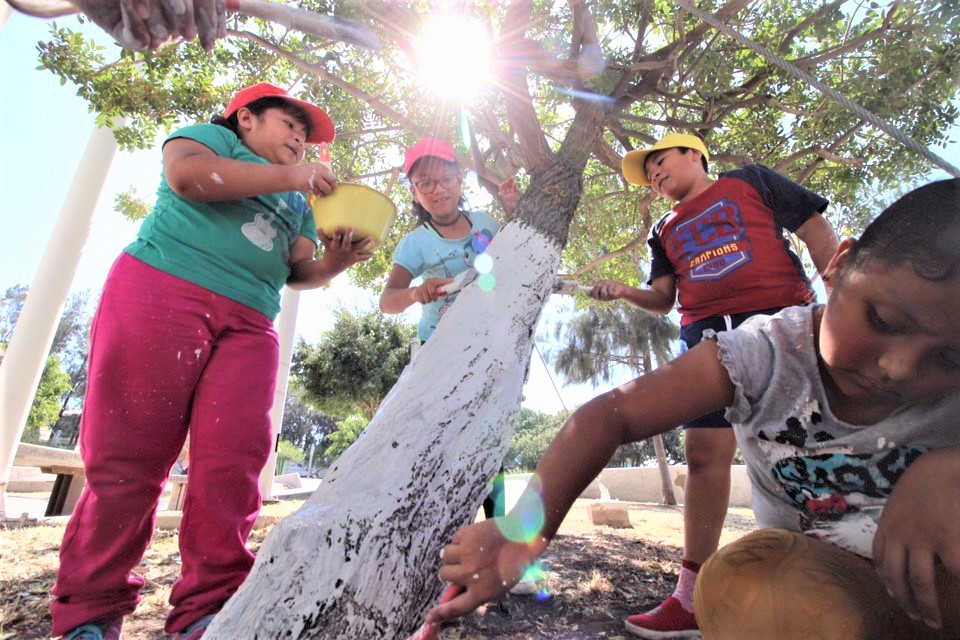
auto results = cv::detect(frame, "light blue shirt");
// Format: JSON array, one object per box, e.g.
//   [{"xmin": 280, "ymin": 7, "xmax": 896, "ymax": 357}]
[{"xmin": 392, "ymin": 211, "xmax": 499, "ymax": 341}]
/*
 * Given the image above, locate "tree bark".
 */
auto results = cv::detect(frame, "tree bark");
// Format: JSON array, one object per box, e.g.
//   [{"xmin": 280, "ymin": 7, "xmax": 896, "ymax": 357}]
[
  {"xmin": 207, "ymin": 152, "xmax": 595, "ymax": 638},
  {"xmin": 652, "ymin": 434, "xmax": 676, "ymax": 505}
]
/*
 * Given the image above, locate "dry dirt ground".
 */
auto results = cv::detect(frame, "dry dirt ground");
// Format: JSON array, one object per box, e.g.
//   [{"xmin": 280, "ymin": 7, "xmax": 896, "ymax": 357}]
[{"xmin": 0, "ymin": 497, "xmax": 756, "ymax": 639}]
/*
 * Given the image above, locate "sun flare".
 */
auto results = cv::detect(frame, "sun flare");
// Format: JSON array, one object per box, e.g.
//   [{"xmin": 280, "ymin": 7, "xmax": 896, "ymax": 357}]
[{"xmin": 415, "ymin": 14, "xmax": 492, "ymax": 102}]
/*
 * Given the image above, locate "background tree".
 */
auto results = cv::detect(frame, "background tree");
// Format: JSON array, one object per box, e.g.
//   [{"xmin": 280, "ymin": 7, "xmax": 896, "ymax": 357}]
[
  {"xmin": 23, "ymin": 355, "xmax": 72, "ymax": 442},
  {"xmin": 322, "ymin": 414, "xmax": 370, "ymax": 463},
  {"xmin": 2, "ymin": 285, "xmax": 93, "ymax": 432},
  {"xmin": 279, "ymin": 390, "xmax": 339, "ymax": 472},
  {"xmin": 292, "ymin": 310, "xmax": 415, "ymax": 419},
  {"xmin": 29, "ymin": 1, "xmax": 960, "ymax": 636},
  {"xmin": 504, "ymin": 407, "xmax": 568, "ymax": 472},
  {"xmin": 552, "ymin": 301, "xmax": 681, "ymax": 501},
  {"xmin": 275, "ymin": 440, "xmax": 306, "ymax": 475}
]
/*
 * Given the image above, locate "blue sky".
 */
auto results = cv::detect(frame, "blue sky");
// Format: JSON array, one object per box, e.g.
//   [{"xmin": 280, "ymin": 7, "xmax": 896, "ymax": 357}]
[{"xmin": 3, "ymin": 11, "xmax": 958, "ymax": 414}]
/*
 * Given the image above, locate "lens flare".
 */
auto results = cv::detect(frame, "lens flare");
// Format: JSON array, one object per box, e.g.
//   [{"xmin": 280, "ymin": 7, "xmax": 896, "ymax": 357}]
[
  {"xmin": 460, "ymin": 109, "xmax": 472, "ymax": 148},
  {"xmin": 521, "ymin": 563, "xmax": 552, "ymax": 601},
  {"xmin": 478, "ymin": 273, "xmax": 496, "ymax": 291},
  {"xmin": 496, "ymin": 494, "xmax": 544, "ymax": 543},
  {"xmin": 415, "ymin": 15, "xmax": 492, "ymax": 102},
  {"xmin": 474, "ymin": 253, "xmax": 493, "ymax": 274}
]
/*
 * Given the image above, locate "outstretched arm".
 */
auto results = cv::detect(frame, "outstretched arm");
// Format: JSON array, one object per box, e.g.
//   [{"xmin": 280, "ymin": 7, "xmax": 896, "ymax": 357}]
[
  {"xmin": 286, "ymin": 231, "xmax": 373, "ymax": 290},
  {"xmin": 425, "ymin": 340, "xmax": 735, "ymax": 625},
  {"xmin": 588, "ymin": 273, "xmax": 676, "ymax": 315},
  {"xmin": 71, "ymin": 0, "xmax": 226, "ymax": 51}
]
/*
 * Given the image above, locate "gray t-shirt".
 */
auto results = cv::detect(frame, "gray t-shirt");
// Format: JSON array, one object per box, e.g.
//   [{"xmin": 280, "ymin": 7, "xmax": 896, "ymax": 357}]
[{"xmin": 713, "ymin": 305, "xmax": 960, "ymax": 558}]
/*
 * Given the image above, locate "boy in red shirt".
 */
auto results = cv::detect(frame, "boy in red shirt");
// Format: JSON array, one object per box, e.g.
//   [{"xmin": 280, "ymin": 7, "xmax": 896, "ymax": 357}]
[{"xmin": 589, "ymin": 133, "xmax": 838, "ymax": 638}]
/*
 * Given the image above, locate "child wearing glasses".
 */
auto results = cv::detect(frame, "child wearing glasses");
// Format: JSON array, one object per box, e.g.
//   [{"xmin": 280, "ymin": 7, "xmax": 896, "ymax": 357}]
[
  {"xmin": 380, "ymin": 137, "xmax": 509, "ymax": 343},
  {"xmin": 379, "ymin": 137, "xmax": 516, "ymax": 523}
]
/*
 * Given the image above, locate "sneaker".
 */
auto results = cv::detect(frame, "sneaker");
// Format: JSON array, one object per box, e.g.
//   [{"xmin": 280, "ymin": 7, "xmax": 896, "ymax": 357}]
[
  {"xmin": 63, "ymin": 618, "xmax": 123, "ymax": 640},
  {"xmin": 172, "ymin": 614, "xmax": 215, "ymax": 640},
  {"xmin": 508, "ymin": 563, "xmax": 548, "ymax": 596},
  {"xmin": 624, "ymin": 596, "xmax": 701, "ymax": 639}
]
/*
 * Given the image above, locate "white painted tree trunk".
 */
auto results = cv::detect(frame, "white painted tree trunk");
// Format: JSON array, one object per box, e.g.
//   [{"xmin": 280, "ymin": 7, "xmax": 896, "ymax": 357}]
[{"xmin": 206, "ymin": 218, "xmax": 562, "ymax": 639}]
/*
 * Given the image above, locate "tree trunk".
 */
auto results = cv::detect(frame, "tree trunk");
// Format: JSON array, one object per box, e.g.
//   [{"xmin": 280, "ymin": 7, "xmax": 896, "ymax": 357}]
[
  {"xmin": 206, "ymin": 156, "xmax": 591, "ymax": 638},
  {"xmin": 652, "ymin": 433, "xmax": 676, "ymax": 505},
  {"xmin": 641, "ymin": 348, "xmax": 676, "ymax": 505}
]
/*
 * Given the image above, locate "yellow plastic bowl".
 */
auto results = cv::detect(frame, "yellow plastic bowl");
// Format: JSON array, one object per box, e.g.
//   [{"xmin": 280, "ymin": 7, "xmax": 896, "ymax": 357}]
[{"xmin": 309, "ymin": 183, "xmax": 397, "ymax": 250}]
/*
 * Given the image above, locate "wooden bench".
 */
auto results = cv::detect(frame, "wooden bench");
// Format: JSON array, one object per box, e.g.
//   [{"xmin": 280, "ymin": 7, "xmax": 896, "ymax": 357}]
[
  {"xmin": 14, "ymin": 445, "xmax": 192, "ymax": 515},
  {"xmin": 167, "ymin": 474, "xmax": 188, "ymax": 511},
  {"xmin": 13, "ymin": 443, "xmax": 85, "ymax": 516}
]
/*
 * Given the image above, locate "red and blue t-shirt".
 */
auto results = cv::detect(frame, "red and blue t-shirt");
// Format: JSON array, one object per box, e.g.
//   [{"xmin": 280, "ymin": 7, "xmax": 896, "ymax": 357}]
[{"xmin": 647, "ymin": 165, "xmax": 828, "ymax": 325}]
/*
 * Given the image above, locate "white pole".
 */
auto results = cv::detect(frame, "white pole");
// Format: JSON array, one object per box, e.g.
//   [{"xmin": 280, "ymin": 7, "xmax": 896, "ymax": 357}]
[
  {"xmin": 260, "ymin": 287, "xmax": 300, "ymax": 499},
  {"xmin": 0, "ymin": 125, "xmax": 119, "ymax": 515}
]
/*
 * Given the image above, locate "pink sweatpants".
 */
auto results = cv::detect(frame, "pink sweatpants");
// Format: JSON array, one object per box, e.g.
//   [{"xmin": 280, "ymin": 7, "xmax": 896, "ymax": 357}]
[{"xmin": 51, "ymin": 253, "xmax": 279, "ymax": 635}]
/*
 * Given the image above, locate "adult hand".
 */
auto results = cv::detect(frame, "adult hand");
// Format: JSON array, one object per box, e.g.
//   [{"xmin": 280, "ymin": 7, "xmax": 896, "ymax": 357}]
[
  {"xmin": 424, "ymin": 519, "xmax": 547, "ymax": 626},
  {"xmin": 873, "ymin": 448, "xmax": 960, "ymax": 631},
  {"xmin": 588, "ymin": 279, "xmax": 628, "ymax": 302},
  {"xmin": 71, "ymin": 0, "xmax": 227, "ymax": 51}
]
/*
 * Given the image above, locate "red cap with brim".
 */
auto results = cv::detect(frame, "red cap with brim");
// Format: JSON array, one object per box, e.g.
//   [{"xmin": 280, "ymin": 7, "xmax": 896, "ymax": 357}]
[
  {"xmin": 404, "ymin": 138, "xmax": 458, "ymax": 175},
  {"xmin": 224, "ymin": 83, "xmax": 335, "ymax": 144}
]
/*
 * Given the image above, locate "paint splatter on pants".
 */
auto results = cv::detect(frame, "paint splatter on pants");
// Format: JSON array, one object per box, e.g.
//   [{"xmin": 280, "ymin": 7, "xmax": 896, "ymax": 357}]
[{"xmin": 52, "ymin": 253, "xmax": 278, "ymax": 635}]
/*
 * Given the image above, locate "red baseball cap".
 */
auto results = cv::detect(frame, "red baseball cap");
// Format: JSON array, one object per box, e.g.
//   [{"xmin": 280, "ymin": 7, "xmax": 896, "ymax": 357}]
[
  {"xmin": 403, "ymin": 138, "xmax": 458, "ymax": 175},
  {"xmin": 224, "ymin": 83, "xmax": 335, "ymax": 144}
]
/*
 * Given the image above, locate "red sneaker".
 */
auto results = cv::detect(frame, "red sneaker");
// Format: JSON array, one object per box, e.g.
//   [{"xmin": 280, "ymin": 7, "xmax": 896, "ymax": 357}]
[{"xmin": 624, "ymin": 596, "xmax": 701, "ymax": 639}]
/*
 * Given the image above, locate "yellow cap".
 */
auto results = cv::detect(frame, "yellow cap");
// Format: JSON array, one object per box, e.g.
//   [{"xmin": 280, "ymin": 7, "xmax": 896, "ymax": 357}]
[{"xmin": 621, "ymin": 133, "xmax": 709, "ymax": 186}]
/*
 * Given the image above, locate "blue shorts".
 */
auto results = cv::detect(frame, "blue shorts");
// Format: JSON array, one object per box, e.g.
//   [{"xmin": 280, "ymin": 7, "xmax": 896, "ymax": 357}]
[{"xmin": 679, "ymin": 307, "xmax": 785, "ymax": 430}]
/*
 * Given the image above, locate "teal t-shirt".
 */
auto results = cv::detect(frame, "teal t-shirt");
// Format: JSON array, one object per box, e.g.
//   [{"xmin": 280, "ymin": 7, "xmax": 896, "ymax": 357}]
[
  {"xmin": 392, "ymin": 211, "xmax": 499, "ymax": 341},
  {"xmin": 125, "ymin": 123, "xmax": 319, "ymax": 319}
]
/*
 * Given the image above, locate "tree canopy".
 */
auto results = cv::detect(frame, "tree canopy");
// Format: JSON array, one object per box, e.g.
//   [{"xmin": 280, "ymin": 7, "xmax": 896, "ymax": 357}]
[
  {"xmin": 291, "ymin": 309, "xmax": 415, "ymax": 419},
  {"xmin": 278, "ymin": 389, "xmax": 339, "ymax": 470},
  {"xmin": 503, "ymin": 406, "xmax": 568, "ymax": 471},
  {"xmin": 2, "ymin": 286, "xmax": 93, "ymax": 437},
  {"xmin": 35, "ymin": 0, "xmax": 960, "ymax": 294}
]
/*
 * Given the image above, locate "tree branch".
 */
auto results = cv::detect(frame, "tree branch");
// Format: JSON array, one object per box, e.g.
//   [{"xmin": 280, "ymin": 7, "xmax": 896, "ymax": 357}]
[
  {"xmin": 228, "ymin": 29, "xmax": 420, "ymax": 135},
  {"xmin": 495, "ymin": 1, "xmax": 554, "ymax": 172}
]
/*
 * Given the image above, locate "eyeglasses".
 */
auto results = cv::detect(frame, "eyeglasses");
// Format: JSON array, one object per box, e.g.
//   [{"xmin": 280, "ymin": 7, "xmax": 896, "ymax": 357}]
[{"xmin": 413, "ymin": 175, "xmax": 461, "ymax": 193}]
